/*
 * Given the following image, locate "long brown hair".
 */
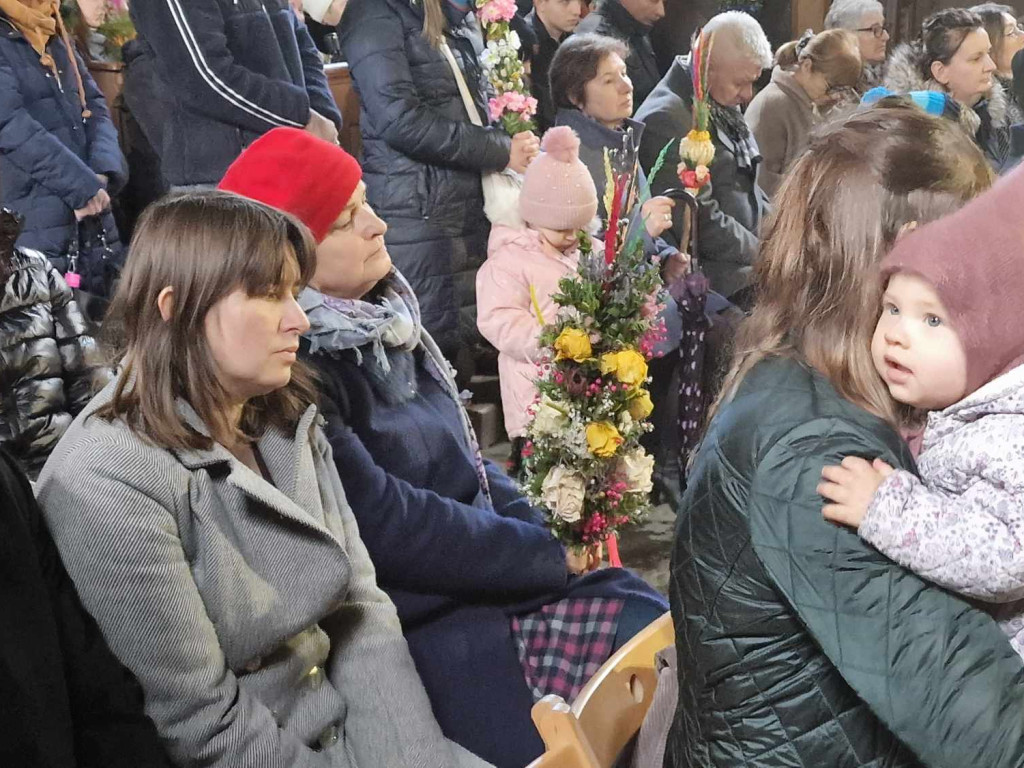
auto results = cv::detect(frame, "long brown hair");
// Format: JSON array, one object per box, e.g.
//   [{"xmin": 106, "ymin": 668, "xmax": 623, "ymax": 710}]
[
  {"xmin": 775, "ymin": 29, "xmax": 862, "ymax": 90},
  {"xmin": 96, "ymin": 191, "xmax": 320, "ymax": 451},
  {"xmin": 971, "ymin": 3, "xmax": 1015, "ymax": 65},
  {"xmin": 713, "ymin": 104, "xmax": 992, "ymax": 426},
  {"xmin": 422, "ymin": 0, "xmax": 447, "ymax": 47}
]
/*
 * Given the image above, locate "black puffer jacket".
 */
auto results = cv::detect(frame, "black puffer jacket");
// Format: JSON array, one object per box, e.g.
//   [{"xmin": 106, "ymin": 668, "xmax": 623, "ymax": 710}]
[
  {"xmin": 667, "ymin": 356, "xmax": 1024, "ymax": 767},
  {"xmin": 0, "ymin": 249, "xmax": 111, "ymax": 475},
  {"xmin": 339, "ymin": 0, "xmax": 511, "ymax": 359}
]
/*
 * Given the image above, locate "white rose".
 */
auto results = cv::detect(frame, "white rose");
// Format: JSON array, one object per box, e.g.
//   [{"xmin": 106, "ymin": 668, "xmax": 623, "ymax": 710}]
[
  {"xmin": 541, "ymin": 466, "xmax": 586, "ymax": 523},
  {"xmin": 533, "ymin": 398, "xmax": 569, "ymax": 435},
  {"xmin": 618, "ymin": 449, "xmax": 655, "ymax": 495},
  {"xmin": 557, "ymin": 305, "xmax": 582, "ymax": 323}
]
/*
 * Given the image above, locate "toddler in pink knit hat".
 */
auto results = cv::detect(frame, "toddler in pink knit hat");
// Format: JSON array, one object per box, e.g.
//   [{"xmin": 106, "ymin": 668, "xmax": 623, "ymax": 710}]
[{"xmin": 477, "ymin": 127, "xmax": 598, "ymax": 470}]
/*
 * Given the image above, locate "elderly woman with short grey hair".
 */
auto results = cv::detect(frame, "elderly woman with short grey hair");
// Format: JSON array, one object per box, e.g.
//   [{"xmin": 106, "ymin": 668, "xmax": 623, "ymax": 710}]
[
  {"xmin": 825, "ymin": 0, "xmax": 890, "ymax": 90},
  {"xmin": 636, "ymin": 10, "xmax": 772, "ymax": 306}
]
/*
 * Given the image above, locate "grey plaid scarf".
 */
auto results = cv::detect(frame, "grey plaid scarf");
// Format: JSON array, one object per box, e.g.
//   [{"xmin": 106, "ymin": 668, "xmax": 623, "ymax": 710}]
[{"xmin": 710, "ymin": 100, "xmax": 760, "ymax": 171}]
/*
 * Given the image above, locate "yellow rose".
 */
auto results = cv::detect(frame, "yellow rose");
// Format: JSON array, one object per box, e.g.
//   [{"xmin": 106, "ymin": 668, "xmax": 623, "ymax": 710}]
[
  {"xmin": 554, "ymin": 327, "xmax": 592, "ymax": 362},
  {"xmin": 599, "ymin": 349, "xmax": 649, "ymax": 387},
  {"xmin": 586, "ymin": 421, "xmax": 623, "ymax": 458},
  {"xmin": 628, "ymin": 388, "xmax": 654, "ymax": 420}
]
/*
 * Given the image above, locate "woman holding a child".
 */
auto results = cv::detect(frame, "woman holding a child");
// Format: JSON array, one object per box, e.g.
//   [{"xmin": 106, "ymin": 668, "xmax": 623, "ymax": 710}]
[{"xmin": 665, "ymin": 103, "xmax": 1024, "ymax": 767}]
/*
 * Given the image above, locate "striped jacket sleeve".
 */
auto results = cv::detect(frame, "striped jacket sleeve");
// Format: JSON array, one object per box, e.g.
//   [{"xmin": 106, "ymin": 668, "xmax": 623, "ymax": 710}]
[
  {"xmin": 292, "ymin": 13, "xmax": 342, "ymax": 128},
  {"xmin": 131, "ymin": 0, "xmax": 310, "ymax": 134}
]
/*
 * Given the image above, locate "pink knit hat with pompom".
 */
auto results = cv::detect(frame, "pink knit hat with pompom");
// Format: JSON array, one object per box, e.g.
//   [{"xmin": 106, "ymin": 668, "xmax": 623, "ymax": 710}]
[{"xmin": 518, "ymin": 127, "xmax": 598, "ymax": 231}]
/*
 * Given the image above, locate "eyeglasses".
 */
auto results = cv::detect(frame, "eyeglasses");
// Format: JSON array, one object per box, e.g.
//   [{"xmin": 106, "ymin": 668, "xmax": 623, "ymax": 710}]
[
  {"xmin": 1004, "ymin": 23, "xmax": 1024, "ymax": 38},
  {"xmin": 855, "ymin": 24, "xmax": 889, "ymax": 39}
]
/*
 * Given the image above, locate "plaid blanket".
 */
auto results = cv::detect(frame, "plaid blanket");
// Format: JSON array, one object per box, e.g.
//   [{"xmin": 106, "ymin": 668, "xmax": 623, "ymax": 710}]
[{"xmin": 511, "ymin": 597, "xmax": 625, "ymax": 702}]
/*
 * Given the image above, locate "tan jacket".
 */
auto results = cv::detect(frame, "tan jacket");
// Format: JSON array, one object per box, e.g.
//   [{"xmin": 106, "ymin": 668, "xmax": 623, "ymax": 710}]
[{"xmin": 744, "ymin": 67, "xmax": 817, "ymax": 197}]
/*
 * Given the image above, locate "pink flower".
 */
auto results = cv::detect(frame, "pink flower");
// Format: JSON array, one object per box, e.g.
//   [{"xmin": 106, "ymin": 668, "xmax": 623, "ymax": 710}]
[
  {"xmin": 478, "ymin": 0, "xmax": 517, "ymax": 24},
  {"xmin": 489, "ymin": 89, "xmax": 538, "ymax": 123},
  {"xmin": 488, "ymin": 96, "xmax": 505, "ymax": 122},
  {"xmin": 640, "ymin": 292, "xmax": 659, "ymax": 319}
]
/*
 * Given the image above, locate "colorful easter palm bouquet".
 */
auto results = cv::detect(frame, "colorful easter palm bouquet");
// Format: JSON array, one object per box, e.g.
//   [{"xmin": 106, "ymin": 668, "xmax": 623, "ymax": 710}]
[
  {"xmin": 677, "ymin": 30, "xmax": 715, "ymax": 193},
  {"xmin": 519, "ymin": 145, "xmax": 675, "ymax": 553},
  {"xmin": 476, "ymin": 0, "xmax": 538, "ymax": 134}
]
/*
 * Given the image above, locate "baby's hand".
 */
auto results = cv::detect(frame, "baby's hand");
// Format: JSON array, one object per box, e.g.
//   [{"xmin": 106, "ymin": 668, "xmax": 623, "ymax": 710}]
[{"xmin": 818, "ymin": 457, "xmax": 893, "ymax": 529}]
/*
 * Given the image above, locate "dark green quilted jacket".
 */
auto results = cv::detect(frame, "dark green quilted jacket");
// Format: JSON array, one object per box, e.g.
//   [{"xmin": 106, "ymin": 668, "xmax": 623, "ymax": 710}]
[{"xmin": 666, "ymin": 356, "xmax": 1024, "ymax": 768}]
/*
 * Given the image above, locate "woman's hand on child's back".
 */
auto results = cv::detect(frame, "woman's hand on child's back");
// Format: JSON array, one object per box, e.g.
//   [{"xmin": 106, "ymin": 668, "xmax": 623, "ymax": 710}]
[{"xmin": 818, "ymin": 457, "xmax": 894, "ymax": 529}]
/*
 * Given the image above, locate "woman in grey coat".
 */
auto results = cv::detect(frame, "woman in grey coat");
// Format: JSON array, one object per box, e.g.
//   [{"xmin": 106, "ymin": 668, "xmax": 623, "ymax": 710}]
[{"xmin": 35, "ymin": 191, "xmax": 490, "ymax": 768}]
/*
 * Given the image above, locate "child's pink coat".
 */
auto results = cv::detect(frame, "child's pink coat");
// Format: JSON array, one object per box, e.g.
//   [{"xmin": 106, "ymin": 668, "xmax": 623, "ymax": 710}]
[{"xmin": 476, "ymin": 225, "xmax": 580, "ymax": 438}]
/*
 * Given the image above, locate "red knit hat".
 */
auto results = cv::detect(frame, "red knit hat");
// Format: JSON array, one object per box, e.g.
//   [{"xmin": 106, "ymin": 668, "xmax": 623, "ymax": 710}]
[
  {"xmin": 218, "ymin": 128, "xmax": 362, "ymax": 243},
  {"xmin": 880, "ymin": 163, "xmax": 1024, "ymax": 394}
]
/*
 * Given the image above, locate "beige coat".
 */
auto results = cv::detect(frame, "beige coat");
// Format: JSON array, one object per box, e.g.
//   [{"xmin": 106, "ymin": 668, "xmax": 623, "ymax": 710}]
[{"xmin": 745, "ymin": 67, "xmax": 817, "ymax": 197}]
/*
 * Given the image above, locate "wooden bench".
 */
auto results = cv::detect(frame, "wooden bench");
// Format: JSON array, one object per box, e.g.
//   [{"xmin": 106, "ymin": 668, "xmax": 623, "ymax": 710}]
[{"xmin": 527, "ymin": 611, "xmax": 674, "ymax": 768}]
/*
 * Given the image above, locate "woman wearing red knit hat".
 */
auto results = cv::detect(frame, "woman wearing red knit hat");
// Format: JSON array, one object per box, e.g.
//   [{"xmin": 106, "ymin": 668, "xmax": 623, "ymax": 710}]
[{"xmin": 220, "ymin": 127, "xmax": 667, "ymax": 768}]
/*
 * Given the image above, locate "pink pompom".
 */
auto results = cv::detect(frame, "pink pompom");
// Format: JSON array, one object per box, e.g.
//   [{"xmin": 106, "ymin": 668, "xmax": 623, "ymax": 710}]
[{"xmin": 540, "ymin": 126, "xmax": 581, "ymax": 164}]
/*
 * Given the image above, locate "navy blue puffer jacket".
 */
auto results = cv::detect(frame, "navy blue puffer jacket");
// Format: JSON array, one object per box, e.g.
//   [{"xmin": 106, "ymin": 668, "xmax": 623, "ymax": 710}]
[
  {"xmin": 0, "ymin": 13, "xmax": 126, "ymax": 266},
  {"xmin": 339, "ymin": 0, "xmax": 512, "ymax": 359}
]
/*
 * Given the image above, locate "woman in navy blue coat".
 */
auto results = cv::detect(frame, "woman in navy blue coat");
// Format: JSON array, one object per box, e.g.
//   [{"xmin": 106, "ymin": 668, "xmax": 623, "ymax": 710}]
[
  {"xmin": 0, "ymin": 1, "xmax": 125, "ymax": 291},
  {"xmin": 220, "ymin": 128, "xmax": 667, "ymax": 768}
]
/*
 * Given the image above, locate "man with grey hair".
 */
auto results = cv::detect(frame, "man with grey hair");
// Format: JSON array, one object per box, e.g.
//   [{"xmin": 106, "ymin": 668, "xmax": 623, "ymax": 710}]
[
  {"xmin": 825, "ymin": 0, "xmax": 890, "ymax": 88},
  {"xmin": 635, "ymin": 10, "xmax": 772, "ymax": 306}
]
